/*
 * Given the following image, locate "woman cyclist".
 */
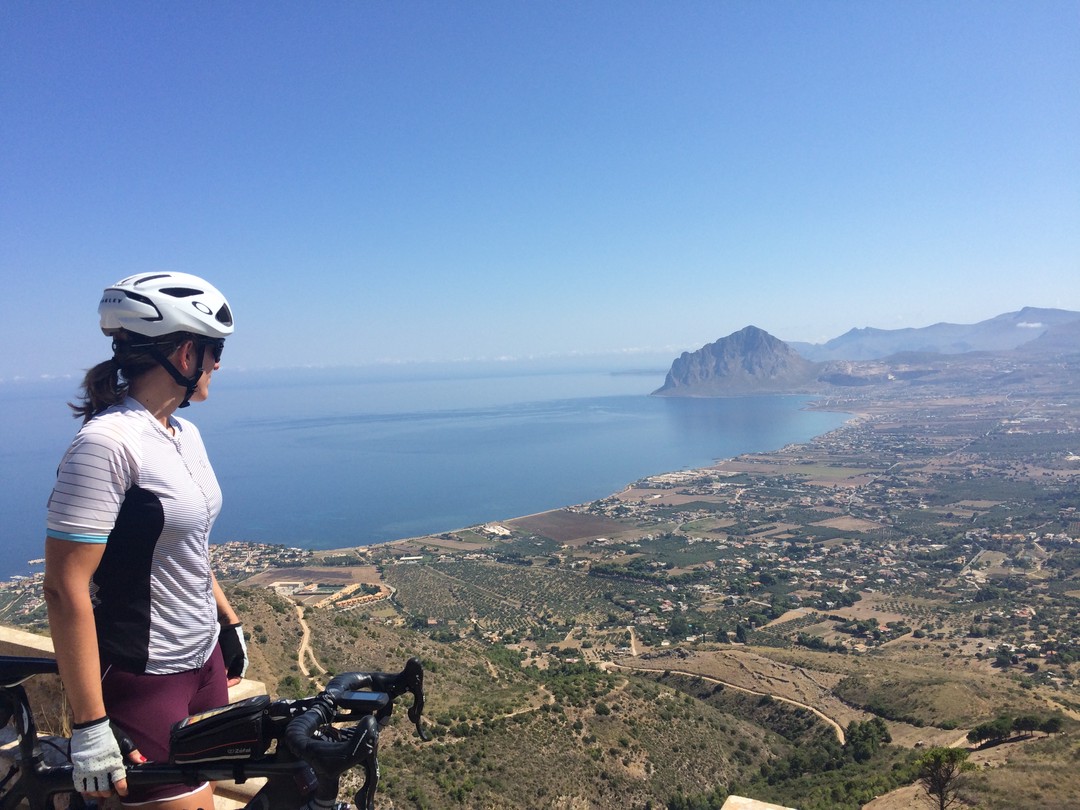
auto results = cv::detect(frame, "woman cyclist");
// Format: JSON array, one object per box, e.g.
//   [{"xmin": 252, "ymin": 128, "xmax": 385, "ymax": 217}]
[{"xmin": 43, "ymin": 273, "xmax": 248, "ymax": 810}]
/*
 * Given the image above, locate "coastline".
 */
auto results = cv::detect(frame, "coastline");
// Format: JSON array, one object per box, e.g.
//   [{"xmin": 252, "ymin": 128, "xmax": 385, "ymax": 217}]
[
  {"xmin": 312, "ymin": 396, "xmax": 862, "ymax": 559},
  {"xmin": 1, "ymin": 384, "xmax": 851, "ymax": 579}
]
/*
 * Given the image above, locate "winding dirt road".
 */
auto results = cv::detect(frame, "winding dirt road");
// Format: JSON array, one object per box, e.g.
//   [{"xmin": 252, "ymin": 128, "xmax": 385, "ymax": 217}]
[{"xmin": 295, "ymin": 605, "xmax": 327, "ymax": 688}]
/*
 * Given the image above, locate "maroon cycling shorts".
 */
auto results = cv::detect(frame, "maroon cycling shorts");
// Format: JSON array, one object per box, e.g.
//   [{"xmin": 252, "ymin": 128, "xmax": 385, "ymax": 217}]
[{"xmin": 101, "ymin": 643, "xmax": 228, "ymax": 803}]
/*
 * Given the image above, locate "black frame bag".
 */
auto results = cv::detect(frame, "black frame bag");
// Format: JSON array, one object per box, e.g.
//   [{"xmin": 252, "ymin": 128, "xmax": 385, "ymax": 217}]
[{"xmin": 170, "ymin": 695, "xmax": 271, "ymax": 763}]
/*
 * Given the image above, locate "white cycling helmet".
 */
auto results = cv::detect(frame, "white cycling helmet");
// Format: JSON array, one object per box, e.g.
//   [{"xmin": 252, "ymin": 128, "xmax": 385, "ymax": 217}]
[{"xmin": 99, "ymin": 272, "xmax": 234, "ymax": 339}]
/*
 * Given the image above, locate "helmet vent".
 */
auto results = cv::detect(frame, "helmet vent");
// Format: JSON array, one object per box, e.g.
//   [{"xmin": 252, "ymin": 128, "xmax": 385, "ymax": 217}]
[
  {"xmin": 131, "ymin": 274, "xmax": 171, "ymax": 286},
  {"xmin": 160, "ymin": 286, "xmax": 203, "ymax": 298},
  {"xmin": 123, "ymin": 291, "xmax": 164, "ymax": 322},
  {"xmin": 216, "ymin": 304, "xmax": 234, "ymax": 326}
]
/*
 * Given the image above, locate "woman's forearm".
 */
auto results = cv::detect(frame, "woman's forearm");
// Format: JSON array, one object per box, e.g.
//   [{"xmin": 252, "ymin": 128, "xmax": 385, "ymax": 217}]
[
  {"xmin": 43, "ymin": 537, "xmax": 108, "ymax": 724},
  {"xmin": 211, "ymin": 572, "xmax": 239, "ymax": 625}
]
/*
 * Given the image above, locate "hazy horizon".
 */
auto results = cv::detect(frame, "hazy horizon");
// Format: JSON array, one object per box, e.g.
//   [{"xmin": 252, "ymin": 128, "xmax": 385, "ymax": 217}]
[{"xmin": 1, "ymin": 302, "xmax": 1076, "ymax": 385}]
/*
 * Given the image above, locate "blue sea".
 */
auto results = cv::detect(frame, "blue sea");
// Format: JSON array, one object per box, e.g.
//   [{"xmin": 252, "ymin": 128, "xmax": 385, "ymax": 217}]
[{"xmin": 0, "ymin": 366, "xmax": 849, "ymax": 579}]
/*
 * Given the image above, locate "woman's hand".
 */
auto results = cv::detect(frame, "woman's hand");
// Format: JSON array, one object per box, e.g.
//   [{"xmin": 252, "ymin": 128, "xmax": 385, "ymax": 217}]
[
  {"xmin": 219, "ymin": 622, "xmax": 248, "ymax": 686},
  {"xmin": 212, "ymin": 571, "xmax": 247, "ymax": 686},
  {"xmin": 70, "ymin": 717, "xmax": 128, "ymax": 798}
]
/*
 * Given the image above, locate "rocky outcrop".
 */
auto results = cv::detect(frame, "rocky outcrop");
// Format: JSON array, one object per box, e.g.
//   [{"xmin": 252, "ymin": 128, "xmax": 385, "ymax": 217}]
[{"xmin": 653, "ymin": 326, "xmax": 820, "ymax": 396}]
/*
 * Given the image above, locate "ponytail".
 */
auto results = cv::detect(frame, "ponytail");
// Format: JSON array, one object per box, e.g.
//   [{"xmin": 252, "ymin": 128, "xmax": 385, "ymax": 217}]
[
  {"xmin": 69, "ymin": 331, "xmax": 191, "ymax": 423},
  {"xmin": 69, "ymin": 358, "xmax": 125, "ymax": 423}
]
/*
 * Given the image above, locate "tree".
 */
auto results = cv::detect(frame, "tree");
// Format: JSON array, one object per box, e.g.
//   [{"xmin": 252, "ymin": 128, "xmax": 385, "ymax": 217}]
[
  {"xmin": 1014, "ymin": 714, "xmax": 1041, "ymax": 736},
  {"xmin": 989, "ymin": 715, "xmax": 1014, "ymax": 741},
  {"xmin": 1040, "ymin": 715, "xmax": 1064, "ymax": 736},
  {"xmin": 993, "ymin": 645, "xmax": 1014, "ymax": 668},
  {"xmin": 967, "ymin": 723, "xmax": 993, "ymax": 746},
  {"xmin": 668, "ymin": 614, "xmax": 690, "ymax": 638},
  {"xmin": 916, "ymin": 747, "xmax": 974, "ymax": 810},
  {"xmin": 845, "ymin": 717, "xmax": 893, "ymax": 763}
]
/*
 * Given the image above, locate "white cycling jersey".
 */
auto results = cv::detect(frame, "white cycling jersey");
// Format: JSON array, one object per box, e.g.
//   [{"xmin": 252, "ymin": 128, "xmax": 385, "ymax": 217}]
[{"xmin": 47, "ymin": 398, "xmax": 221, "ymax": 674}]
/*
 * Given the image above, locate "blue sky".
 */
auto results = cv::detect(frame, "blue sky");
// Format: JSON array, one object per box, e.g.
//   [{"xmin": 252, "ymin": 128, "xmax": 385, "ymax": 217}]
[{"xmin": 2, "ymin": 1, "xmax": 1078, "ymax": 381}]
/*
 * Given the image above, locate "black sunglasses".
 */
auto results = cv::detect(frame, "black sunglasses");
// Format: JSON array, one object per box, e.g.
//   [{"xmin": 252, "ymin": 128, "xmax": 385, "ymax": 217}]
[{"xmin": 200, "ymin": 338, "xmax": 225, "ymax": 363}]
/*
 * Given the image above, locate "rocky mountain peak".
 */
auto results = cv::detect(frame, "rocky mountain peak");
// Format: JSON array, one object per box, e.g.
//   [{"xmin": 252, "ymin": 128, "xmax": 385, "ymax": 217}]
[{"xmin": 653, "ymin": 326, "xmax": 819, "ymax": 396}]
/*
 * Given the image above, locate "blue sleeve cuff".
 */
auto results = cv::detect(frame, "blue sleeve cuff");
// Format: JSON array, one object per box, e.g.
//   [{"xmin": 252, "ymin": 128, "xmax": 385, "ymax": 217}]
[{"xmin": 46, "ymin": 530, "xmax": 109, "ymax": 544}]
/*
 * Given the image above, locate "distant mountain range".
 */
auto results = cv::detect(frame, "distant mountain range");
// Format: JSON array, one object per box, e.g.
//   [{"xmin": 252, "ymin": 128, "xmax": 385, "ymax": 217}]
[
  {"xmin": 788, "ymin": 307, "xmax": 1080, "ymax": 361},
  {"xmin": 654, "ymin": 308, "xmax": 1080, "ymax": 397}
]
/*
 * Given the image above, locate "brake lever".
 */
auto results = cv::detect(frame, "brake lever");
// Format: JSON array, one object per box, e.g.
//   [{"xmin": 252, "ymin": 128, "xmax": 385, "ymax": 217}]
[{"xmin": 401, "ymin": 658, "xmax": 431, "ymax": 741}]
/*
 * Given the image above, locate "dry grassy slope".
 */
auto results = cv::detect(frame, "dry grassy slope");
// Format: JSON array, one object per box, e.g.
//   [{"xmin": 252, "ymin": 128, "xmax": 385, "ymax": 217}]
[
  {"xmin": 282, "ymin": 601, "xmax": 801, "ymax": 809},
  {"xmin": 748, "ymin": 645, "xmax": 1080, "ymax": 809},
  {"xmin": 224, "ymin": 585, "xmax": 305, "ymax": 696},
  {"xmin": 865, "ymin": 732, "xmax": 1080, "ymax": 810},
  {"xmin": 761, "ymin": 644, "xmax": 1067, "ymax": 729},
  {"xmin": 222, "ymin": 586, "xmax": 1080, "ymax": 809},
  {"xmin": 17, "ymin": 672, "xmax": 68, "ymax": 738},
  {"xmin": 376, "ymin": 693, "xmax": 778, "ymax": 810},
  {"xmin": 958, "ymin": 732, "xmax": 1080, "ymax": 809}
]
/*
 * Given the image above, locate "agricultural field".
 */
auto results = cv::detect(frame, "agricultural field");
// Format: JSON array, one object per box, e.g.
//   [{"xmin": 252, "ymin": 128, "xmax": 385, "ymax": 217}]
[{"xmin": 382, "ymin": 557, "xmax": 663, "ymax": 638}]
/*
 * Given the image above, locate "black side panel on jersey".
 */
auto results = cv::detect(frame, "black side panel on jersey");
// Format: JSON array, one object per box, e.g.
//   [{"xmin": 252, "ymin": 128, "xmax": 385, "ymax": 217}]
[{"xmin": 94, "ymin": 485, "xmax": 163, "ymax": 673}]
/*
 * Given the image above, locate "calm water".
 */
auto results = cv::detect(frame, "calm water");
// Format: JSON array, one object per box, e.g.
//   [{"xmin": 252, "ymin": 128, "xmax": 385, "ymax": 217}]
[{"xmin": 0, "ymin": 367, "xmax": 848, "ymax": 578}]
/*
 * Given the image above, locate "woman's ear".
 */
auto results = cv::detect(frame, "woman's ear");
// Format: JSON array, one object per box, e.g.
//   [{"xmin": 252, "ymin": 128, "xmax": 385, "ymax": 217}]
[{"xmin": 173, "ymin": 339, "xmax": 199, "ymax": 374}]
